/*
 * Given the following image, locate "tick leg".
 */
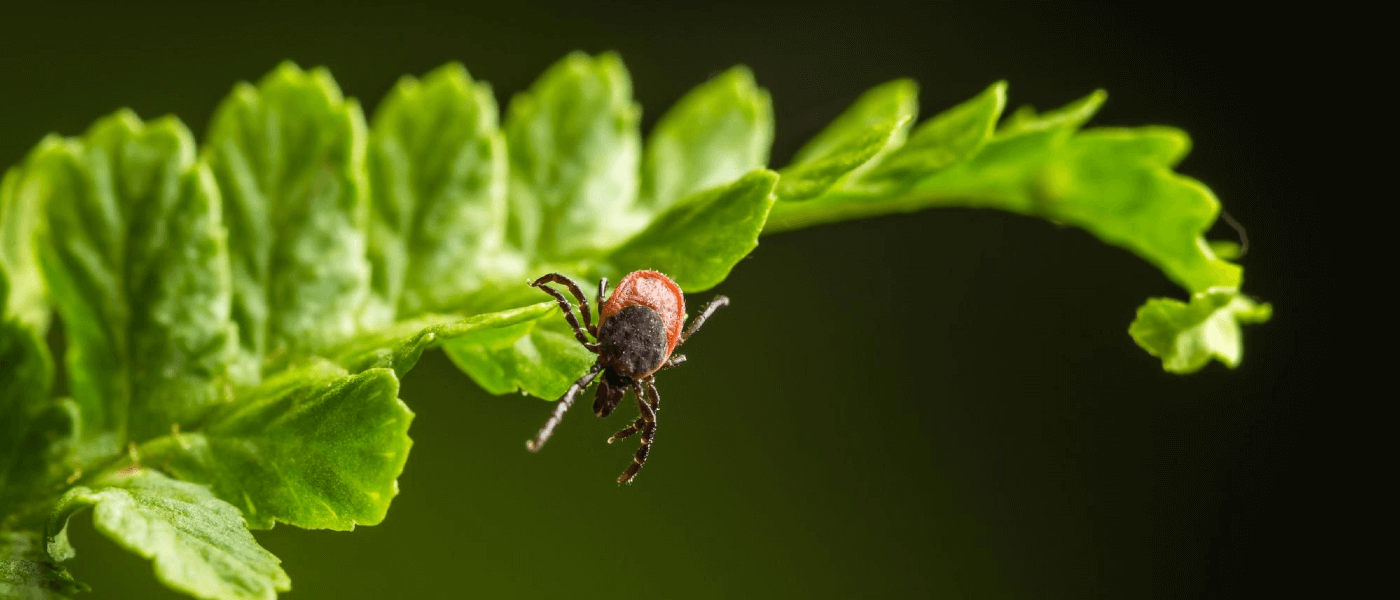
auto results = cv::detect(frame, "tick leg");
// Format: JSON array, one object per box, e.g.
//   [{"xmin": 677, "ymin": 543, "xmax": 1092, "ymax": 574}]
[
  {"xmin": 607, "ymin": 417, "xmax": 643, "ymax": 444},
  {"xmin": 593, "ymin": 375, "xmax": 627, "ymax": 418},
  {"xmin": 533, "ymin": 273, "xmax": 595, "ymax": 334},
  {"xmin": 607, "ymin": 377, "xmax": 658, "ymax": 442},
  {"xmin": 596, "ymin": 277, "xmax": 610, "ymax": 311},
  {"xmin": 526, "ymin": 364, "xmax": 602, "ymax": 452},
  {"xmin": 677, "ymin": 296, "xmax": 729, "ymax": 347},
  {"xmin": 617, "ymin": 379, "xmax": 660, "ymax": 484},
  {"xmin": 659, "ymin": 354, "xmax": 687, "ymax": 370},
  {"xmin": 531, "ymin": 273, "xmax": 598, "ymax": 350}
]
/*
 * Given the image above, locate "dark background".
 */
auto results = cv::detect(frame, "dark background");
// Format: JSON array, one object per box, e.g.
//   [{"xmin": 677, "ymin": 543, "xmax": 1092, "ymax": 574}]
[{"xmin": 2, "ymin": 2, "xmax": 1324, "ymax": 598}]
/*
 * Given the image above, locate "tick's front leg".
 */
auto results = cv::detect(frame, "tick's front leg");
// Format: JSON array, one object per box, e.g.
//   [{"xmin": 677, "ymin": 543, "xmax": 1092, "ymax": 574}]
[{"xmin": 677, "ymin": 296, "xmax": 728, "ymax": 347}]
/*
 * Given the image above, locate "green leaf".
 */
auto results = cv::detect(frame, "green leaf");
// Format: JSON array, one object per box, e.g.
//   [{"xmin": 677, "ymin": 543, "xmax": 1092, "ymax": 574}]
[
  {"xmin": 641, "ymin": 66, "xmax": 773, "ymax": 209},
  {"xmin": 0, "ymin": 398, "xmax": 78, "ymax": 529},
  {"xmin": 32, "ymin": 111, "xmax": 237, "ymax": 449},
  {"xmin": 1, "ymin": 267, "xmax": 78, "ymax": 530},
  {"xmin": 0, "ymin": 51, "xmax": 1276, "ymax": 599},
  {"xmin": 442, "ymin": 316, "xmax": 596, "ymax": 401},
  {"xmin": 1, "ymin": 272, "xmax": 76, "ymax": 524},
  {"xmin": 46, "ymin": 469, "xmax": 289, "ymax": 600},
  {"xmin": 204, "ymin": 61, "xmax": 372, "ymax": 378},
  {"xmin": 778, "ymin": 119, "xmax": 908, "ymax": 202},
  {"xmin": 766, "ymin": 90, "xmax": 1242, "ymax": 294},
  {"xmin": 763, "ymin": 86, "xmax": 1259, "ymax": 371},
  {"xmin": 1, "ymin": 164, "xmax": 51, "ymax": 332},
  {"xmin": 995, "ymin": 89, "xmax": 1108, "ymax": 139},
  {"xmin": 137, "ymin": 367, "xmax": 412, "ymax": 531},
  {"xmin": 312, "ymin": 301, "xmax": 557, "ymax": 378},
  {"xmin": 1208, "ymin": 240, "xmax": 1243, "ymax": 260},
  {"xmin": 0, "ymin": 273, "xmax": 51, "ymax": 437},
  {"xmin": 859, "ymin": 80, "xmax": 1006, "ymax": 187},
  {"xmin": 968, "ymin": 124, "xmax": 1240, "ymax": 292},
  {"xmin": 1129, "ymin": 288, "xmax": 1272, "ymax": 374},
  {"xmin": 504, "ymin": 52, "xmax": 644, "ymax": 258},
  {"xmin": 792, "ymin": 79, "xmax": 919, "ymax": 166},
  {"xmin": 609, "ymin": 170, "xmax": 778, "ymax": 292},
  {"xmin": 1, "ymin": 531, "xmax": 86, "ymax": 600},
  {"xmin": 778, "ymin": 79, "xmax": 917, "ymax": 202},
  {"xmin": 366, "ymin": 63, "xmax": 522, "ymax": 320}
]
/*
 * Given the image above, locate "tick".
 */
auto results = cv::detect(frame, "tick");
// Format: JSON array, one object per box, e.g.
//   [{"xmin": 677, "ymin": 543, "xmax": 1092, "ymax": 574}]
[{"xmin": 525, "ymin": 270, "xmax": 728, "ymax": 484}]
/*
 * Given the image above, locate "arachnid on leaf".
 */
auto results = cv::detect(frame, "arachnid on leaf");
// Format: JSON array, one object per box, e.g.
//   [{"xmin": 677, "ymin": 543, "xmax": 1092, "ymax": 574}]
[
  {"xmin": 525, "ymin": 271, "xmax": 727, "ymax": 483},
  {"xmin": 0, "ymin": 47, "xmax": 1268, "ymax": 600}
]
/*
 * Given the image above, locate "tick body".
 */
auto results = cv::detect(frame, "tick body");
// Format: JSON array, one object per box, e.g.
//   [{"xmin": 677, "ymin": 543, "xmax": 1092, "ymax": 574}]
[{"xmin": 525, "ymin": 270, "xmax": 728, "ymax": 484}]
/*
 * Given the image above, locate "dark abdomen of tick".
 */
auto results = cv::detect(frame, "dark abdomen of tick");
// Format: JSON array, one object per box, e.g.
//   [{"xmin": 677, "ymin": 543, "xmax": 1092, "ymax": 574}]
[{"xmin": 597, "ymin": 305, "xmax": 668, "ymax": 378}]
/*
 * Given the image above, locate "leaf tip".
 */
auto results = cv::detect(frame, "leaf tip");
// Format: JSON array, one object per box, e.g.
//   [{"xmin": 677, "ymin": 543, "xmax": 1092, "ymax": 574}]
[
  {"xmin": 1128, "ymin": 289, "xmax": 1269, "ymax": 374},
  {"xmin": 717, "ymin": 64, "xmax": 759, "ymax": 89},
  {"xmin": 887, "ymin": 77, "xmax": 920, "ymax": 94},
  {"xmin": 1152, "ymin": 126, "xmax": 1194, "ymax": 165},
  {"xmin": 265, "ymin": 60, "xmax": 306, "ymax": 85},
  {"xmin": 743, "ymin": 168, "xmax": 781, "ymax": 195},
  {"xmin": 594, "ymin": 49, "xmax": 626, "ymax": 67},
  {"xmin": 425, "ymin": 60, "xmax": 471, "ymax": 83},
  {"xmin": 1087, "ymin": 88, "xmax": 1109, "ymax": 106},
  {"xmin": 988, "ymin": 80, "xmax": 1009, "ymax": 107}
]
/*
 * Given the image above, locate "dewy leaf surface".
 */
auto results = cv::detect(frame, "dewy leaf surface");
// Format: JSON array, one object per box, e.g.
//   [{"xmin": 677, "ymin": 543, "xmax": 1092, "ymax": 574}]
[
  {"xmin": 610, "ymin": 169, "xmax": 778, "ymax": 292},
  {"xmin": 777, "ymin": 79, "xmax": 918, "ymax": 201},
  {"xmin": 138, "ymin": 367, "xmax": 412, "ymax": 531},
  {"xmin": 367, "ymin": 63, "xmax": 521, "ymax": 321},
  {"xmin": 641, "ymin": 66, "xmax": 773, "ymax": 209},
  {"xmin": 504, "ymin": 52, "xmax": 644, "ymax": 258},
  {"xmin": 31, "ymin": 111, "xmax": 237, "ymax": 448},
  {"xmin": 0, "ymin": 531, "xmax": 86, "ymax": 600},
  {"xmin": 46, "ymin": 469, "xmax": 290, "ymax": 600},
  {"xmin": 204, "ymin": 62, "xmax": 372, "ymax": 380},
  {"xmin": 1129, "ymin": 288, "xmax": 1271, "ymax": 373}
]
